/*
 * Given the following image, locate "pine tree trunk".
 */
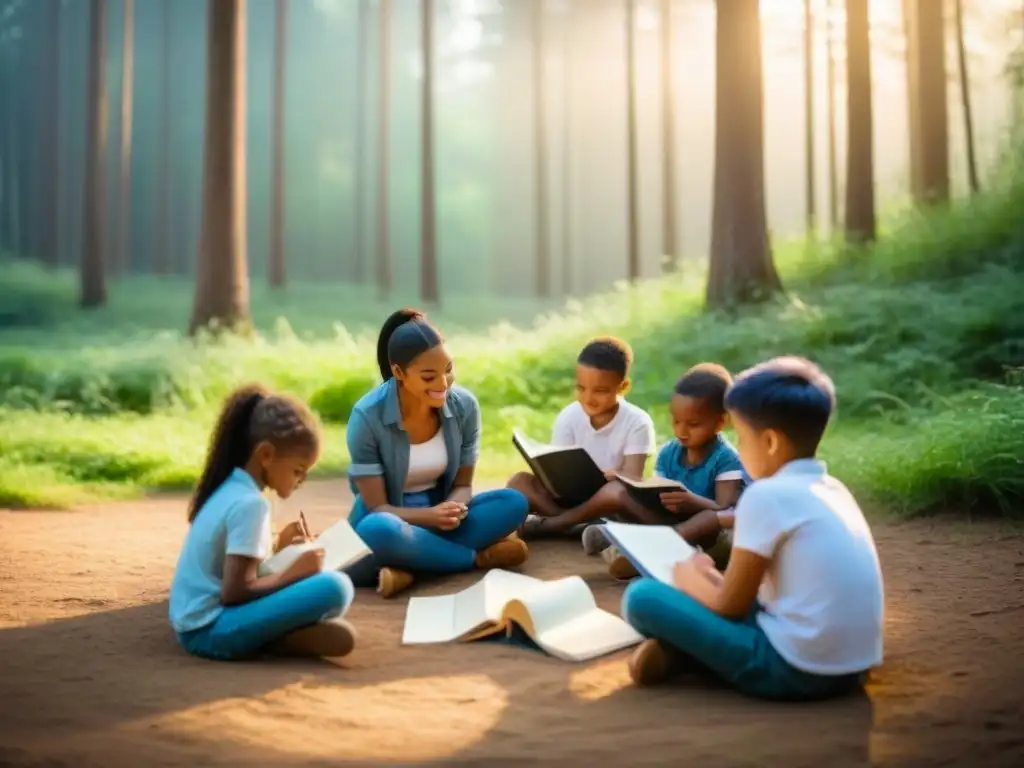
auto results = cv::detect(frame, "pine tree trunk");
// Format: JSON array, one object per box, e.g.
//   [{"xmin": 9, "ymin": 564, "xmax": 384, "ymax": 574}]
[
  {"xmin": 804, "ymin": 0, "xmax": 816, "ymax": 237},
  {"xmin": 706, "ymin": 0, "xmax": 780, "ymax": 308},
  {"xmin": 376, "ymin": 0, "xmax": 393, "ymax": 300},
  {"xmin": 189, "ymin": 0, "xmax": 250, "ymax": 335},
  {"xmin": 844, "ymin": 0, "xmax": 876, "ymax": 243},
  {"xmin": 115, "ymin": 0, "xmax": 134, "ymax": 276},
  {"xmin": 155, "ymin": 2, "xmax": 172, "ymax": 274},
  {"xmin": 624, "ymin": 0, "xmax": 640, "ymax": 283},
  {"xmin": 660, "ymin": 0, "xmax": 678, "ymax": 272},
  {"xmin": 904, "ymin": 0, "xmax": 949, "ymax": 204},
  {"xmin": 353, "ymin": 0, "xmax": 369, "ymax": 283},
  {"xmin": 954, "ymin": 0, "xmax": 979, "ymax": 194},
  {"xmin": 81, "ymin": 0, "xmax": 109, "ymax": 308},
  {"xmin": 826, "ymin": 0, "xmax": 839, "ymax": 230},
  {"xmin": 269, "ymin": 0, "xmax": 287, "ymax": 289},
  {"xmin": 532, "ymin": 0, "xmax": 551, "ymax": 297},
  {"xmin": 419, "ymin": 0, "xmax": 439, "ymax": 304},
  {"xmin": 560, "ymin": 0, "xmax": 575, "ymax": 294}
]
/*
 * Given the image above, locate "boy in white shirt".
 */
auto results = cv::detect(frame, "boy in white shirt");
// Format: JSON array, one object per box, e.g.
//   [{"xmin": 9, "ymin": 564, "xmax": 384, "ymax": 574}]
[
  {"xmin": 622, "ymin": 356, "xmax": 884, "ymax": 700},
  {"xmin": 507, "ymin": 336, "xmax": 659, "ymax": 539}
]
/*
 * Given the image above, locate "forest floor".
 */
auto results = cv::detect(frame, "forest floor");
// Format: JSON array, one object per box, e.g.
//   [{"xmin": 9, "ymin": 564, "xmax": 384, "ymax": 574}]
[{"xmin": 1, "ymin": 481, "xmax": 1023, "ymax": 767}]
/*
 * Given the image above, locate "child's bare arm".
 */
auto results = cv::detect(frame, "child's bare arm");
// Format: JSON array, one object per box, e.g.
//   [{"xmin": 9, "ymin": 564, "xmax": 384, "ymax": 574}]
[
  {"xmin": 714, "ymin": 479, "xmax": 742, "ymax": 510},
  {"xmin": 613, "ymin": 453, "xmax": 648, "ymax": 481},
  {"xmin": 220, "ymin": 550, "xmax": 322, "ymax": 606}
]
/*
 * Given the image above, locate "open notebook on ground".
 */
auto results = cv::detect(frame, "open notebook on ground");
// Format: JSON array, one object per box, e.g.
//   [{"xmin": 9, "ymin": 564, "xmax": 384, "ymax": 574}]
[
  {"xmin": 401, "ymin": 569, "xmax": 643, "ymax": 662},
  {"xmin": 258, "ymin": 519, "xmax": 371, "ymax": 577},
  {"xmin": 601, "ymin": 521, "xmax": 697, "ymax": 586}
]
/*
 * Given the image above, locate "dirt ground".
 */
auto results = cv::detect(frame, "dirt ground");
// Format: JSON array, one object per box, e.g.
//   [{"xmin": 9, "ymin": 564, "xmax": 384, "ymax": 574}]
[{"xmin": 0, "ymin": 481, "xmax": 1022, "ymax": 768}]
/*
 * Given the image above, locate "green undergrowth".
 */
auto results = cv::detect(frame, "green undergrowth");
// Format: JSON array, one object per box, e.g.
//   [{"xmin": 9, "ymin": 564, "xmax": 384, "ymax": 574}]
[{"xmin": 1, "ymin": 178, "xmax": 1022, "ymax": 514}]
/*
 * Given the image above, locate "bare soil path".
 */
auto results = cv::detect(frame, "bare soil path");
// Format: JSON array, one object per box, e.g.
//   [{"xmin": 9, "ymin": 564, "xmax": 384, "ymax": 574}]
[{"xmin": 1, "ymin": 481, "xmax": 1022, "ymax": 767}]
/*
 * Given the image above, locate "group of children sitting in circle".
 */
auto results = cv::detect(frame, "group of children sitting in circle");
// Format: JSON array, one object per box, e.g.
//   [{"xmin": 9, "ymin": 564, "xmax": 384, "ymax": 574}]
[{"xmin": 169, "ymin": 308, "xmax": 884, "ymax": 701}]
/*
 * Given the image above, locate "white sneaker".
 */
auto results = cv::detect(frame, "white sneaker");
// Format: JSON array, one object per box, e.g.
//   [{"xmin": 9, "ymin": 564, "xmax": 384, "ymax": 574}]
[{"xmin": 581, "ymin": 524, "xmax": 611, "ymax": 556}]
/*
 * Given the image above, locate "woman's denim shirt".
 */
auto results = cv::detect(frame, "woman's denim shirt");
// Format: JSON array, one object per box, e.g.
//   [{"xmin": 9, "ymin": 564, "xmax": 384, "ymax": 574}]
[{"xmin": 346, "ymin": 378, "xmax": 481, "ymax": 526}]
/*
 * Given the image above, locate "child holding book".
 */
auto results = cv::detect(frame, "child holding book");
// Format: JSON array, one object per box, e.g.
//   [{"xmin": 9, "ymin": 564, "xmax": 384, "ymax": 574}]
[
  {"xmin": 584, "ymin": 363, "xmax": 746, "ymax": 576},
  {"xmin": 622, "ymin": 357, "xmax": 884, "ymax": 700},
  {"xmin": 508, "ymin": 336, "xmax": 659, "ymax": 539},
  {"xmin": 169, "ymin": 384, "xmax": 357, "ymax": 661}
]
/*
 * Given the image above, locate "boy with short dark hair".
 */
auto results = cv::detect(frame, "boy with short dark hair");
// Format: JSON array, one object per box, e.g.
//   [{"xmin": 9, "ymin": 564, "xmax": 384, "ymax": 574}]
[
  {"xmin": 622, "ymin": 356, "xmax": 884, "ymax": 700},
  {"xmin": 585, "ymin": 362, "xmax": 746, "ymax": 576},
  {"xmin": 508, "ymin": 336, "xmax": 658, "ymax": 538}
]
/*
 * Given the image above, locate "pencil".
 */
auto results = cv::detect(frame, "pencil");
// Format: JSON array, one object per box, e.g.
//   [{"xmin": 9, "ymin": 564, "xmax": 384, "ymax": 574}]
[{"xmin": 298, "ymin": 510, "xmax": 311, "ymax": 540}]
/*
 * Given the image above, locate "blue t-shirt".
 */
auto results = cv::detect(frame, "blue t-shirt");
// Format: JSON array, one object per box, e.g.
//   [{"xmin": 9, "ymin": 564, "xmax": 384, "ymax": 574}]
[
  {"xmin": 168, "ymin": 468, "xmax": 273, "ymax": 634},
  {"xmin": 654, "ymin": 434, "xmax": 746, "ymax": 500}
]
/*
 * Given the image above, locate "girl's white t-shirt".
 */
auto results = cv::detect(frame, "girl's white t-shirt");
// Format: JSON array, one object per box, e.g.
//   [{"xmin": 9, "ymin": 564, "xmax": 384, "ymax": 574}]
[{"xmin": 732, "ymin": 459, "xmax": 885, "ymax": 675}]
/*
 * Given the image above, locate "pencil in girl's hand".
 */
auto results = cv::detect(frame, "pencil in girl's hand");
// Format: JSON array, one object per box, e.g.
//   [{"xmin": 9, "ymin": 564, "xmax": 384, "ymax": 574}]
[{"xmin": 299, "ymin": 510, "xmax": 312, "ymax": 541}]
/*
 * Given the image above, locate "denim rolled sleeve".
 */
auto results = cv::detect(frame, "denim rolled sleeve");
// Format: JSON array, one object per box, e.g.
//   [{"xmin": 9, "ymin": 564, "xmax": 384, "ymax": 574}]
[
  {"xmin": 458, "ymin": 390, "xmax": 482, "ymax": 467},
  {"xmin": 346, "ymin": 408, "xmax": 385, "ymax": 478}
]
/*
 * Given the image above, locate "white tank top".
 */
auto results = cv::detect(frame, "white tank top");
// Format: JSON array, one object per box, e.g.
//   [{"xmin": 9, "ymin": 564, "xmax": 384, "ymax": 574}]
[{"xmin": 404, "ymin": 428, "xmax": 448, "ymax": 493}]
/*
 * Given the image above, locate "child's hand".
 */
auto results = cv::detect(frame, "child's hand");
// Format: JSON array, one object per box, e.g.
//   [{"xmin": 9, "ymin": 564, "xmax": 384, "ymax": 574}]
[
  {"xmin": 672, "ymin": 559, "xmax": 701, "ymax": 593},
  {"xmin": 277, "ymin": 520, "xmax": 312, "ymax": 547},
  {"xmin": 283, "ymin": 548, "xmax": 325, "ymax": 581},
  {"xmin": 660, "ymin": 489, "xmax": 694, "ymax": 513},
  {"xmin": 603, "ymin": 470, "xmax": 620, "ymax": 482}
]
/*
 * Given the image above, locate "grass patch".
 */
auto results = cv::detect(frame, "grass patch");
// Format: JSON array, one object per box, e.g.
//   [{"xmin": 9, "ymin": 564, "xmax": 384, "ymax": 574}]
[{"xmin": 1, "ymin": 178, "xmax": 1022, "ymax": 514}]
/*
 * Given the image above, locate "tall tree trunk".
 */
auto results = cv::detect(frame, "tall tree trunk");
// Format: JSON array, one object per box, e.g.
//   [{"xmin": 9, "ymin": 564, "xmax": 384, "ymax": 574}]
[
  {"xmin": 904, "ymin": 0, "xmax": 949, "ymax": 204},
  {"xmin": 706, "ymin": 0, "xmax": 780, "ymax": 307},
  {"xmin": 155, "ymin": 2, "xmax": 172, "ymax": 274},
  {"xmin": 660, "ymin": 0, "xmax": 678, "ymax": 271},
  {"xmin": 560, "ymin": 0, "xmax": 574, "ymax": 294},
  {"xmin": 353, "ymin": 0, "xmax": 368, "ymax": 283},
  {"xmin": 844, "ymin": 0, "xmax": 875, "ymax": 243},
  {"xmin": 804, "ymin": 0, "xmax": 816, "ymax": 237},
  {"xmin": 901, "ymin": 0, "xmax": 922, "ymax": 200},
  {"xmin": 532, "ymin": 0, "xmax": 550, "ymax": 297},
  {"xmin": 189, "ymin": 0, "xmax": 250, "ymax": 334},
  {"xmin": 376, "ymin": 0, "xmax": 393, "ymax": 300},
  {"xmin": 269, "ymin": 0, "xmax": 287, "ymax": 289},
  {"xmin": 419, "ymin": 0, "xmax": 439, "ymax": 304},
  {"xmin": 624, "ymin": 0, "xmax": 640, "ymax": 283},
  {"xmin": 81, "ymin": 0, "xmax": 109, "ymax": 308},
  {"xmin": 826, "ymin": 0, "xmax": 839, "ymax": 230},
  {"xmin": 0, "ymin": 46, "xmax": 15, "ymax": 255},
  {"xmin": 115, "ymin": 0, "xmax": 134, "ymax": 276},
  {"xmin": 953, "ymin": 0, "xmax": 979, "ymax": 194}
]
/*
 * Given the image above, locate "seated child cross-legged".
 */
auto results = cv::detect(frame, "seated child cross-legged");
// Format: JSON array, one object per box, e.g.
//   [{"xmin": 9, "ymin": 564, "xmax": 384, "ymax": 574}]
[
  {"xmin": 169, "ymin": 384, "xmax": 357, "ymax": 662},
  {"xmin": 507, "ymin": 336, "xmax": 659, "ymax": 539},
  {"xmin": 622, "ymin": 357, "xmax": 884, "ymax": 700},
  {"xmin": 584, "ymin": 363, "xmax": 746, "ymax": 578}
]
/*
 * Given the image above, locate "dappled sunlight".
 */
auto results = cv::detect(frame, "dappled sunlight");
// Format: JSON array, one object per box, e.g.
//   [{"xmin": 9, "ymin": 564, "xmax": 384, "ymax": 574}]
[
  {"xmin": 117, "ymin": 674, "xmax": 509, "ymax": 762},
  {"xmin": 567, "ymin": 656, "xmax": 633, "ymax": 701}
]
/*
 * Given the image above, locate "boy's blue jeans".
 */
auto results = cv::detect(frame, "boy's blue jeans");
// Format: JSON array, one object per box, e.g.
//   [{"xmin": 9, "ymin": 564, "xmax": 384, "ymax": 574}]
[
  {"xmin": 622, "ymin": 578, "xmax": 864, "ymax": 701},
  {"xmin": 350, "ymin": 488, "xmax": 528, "ymax": 577},
  {"xmin": 177, "ymin": 571, "xmax": 355, "ymax": 661}
]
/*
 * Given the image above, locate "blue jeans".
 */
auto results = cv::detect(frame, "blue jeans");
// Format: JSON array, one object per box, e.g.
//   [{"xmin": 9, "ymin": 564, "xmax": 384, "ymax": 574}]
[
  {"xmin": 177, "ymin": 572, "xmax": 355, "ymax": 661},
  {"xmin": 622, "ymin": 578, "xmax": 863, "ymax": 701},
  {"xmin": 351, "ymin": 488, "xmax": 528, "ymax": 575}
]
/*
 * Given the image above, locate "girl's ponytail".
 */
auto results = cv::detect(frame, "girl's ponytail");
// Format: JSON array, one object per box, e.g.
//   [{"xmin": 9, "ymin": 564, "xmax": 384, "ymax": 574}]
[
  {"xmin": 187, "ymin": 383, "xmax": 269, "ymax": 522},
  {"xmin": 376, "ymin": 308, "xmax": 425, "ymax": 381}
]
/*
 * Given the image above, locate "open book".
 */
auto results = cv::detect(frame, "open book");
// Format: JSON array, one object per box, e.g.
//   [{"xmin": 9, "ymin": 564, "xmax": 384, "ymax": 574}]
[
  {"xmin": 601, "ymin": 521, "xmax": 697, "ymax": 586},
  {"xmin": 258, "ymin": 520, "xmax": 371, "ymax": 576},
  {"xmin": 402, "ymin": 569, "xmax": 643, "ymax": 662},
  {"xmin": 614, "ymin": 474, "xmax": 687, "ymax": 510},
  {"xmin": 512, "ymin": 429, "xmax": 607, "ymax": 506}
]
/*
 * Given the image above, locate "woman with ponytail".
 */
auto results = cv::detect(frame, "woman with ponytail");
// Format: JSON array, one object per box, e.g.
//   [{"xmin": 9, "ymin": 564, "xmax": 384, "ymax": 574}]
[
  {"xmin": 346, "ymin": 309, "xmax": 529, "ymax": 598},
  {"xmin": 169, "ymin": 384, "xmax": 357, "ymax": 661}
]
